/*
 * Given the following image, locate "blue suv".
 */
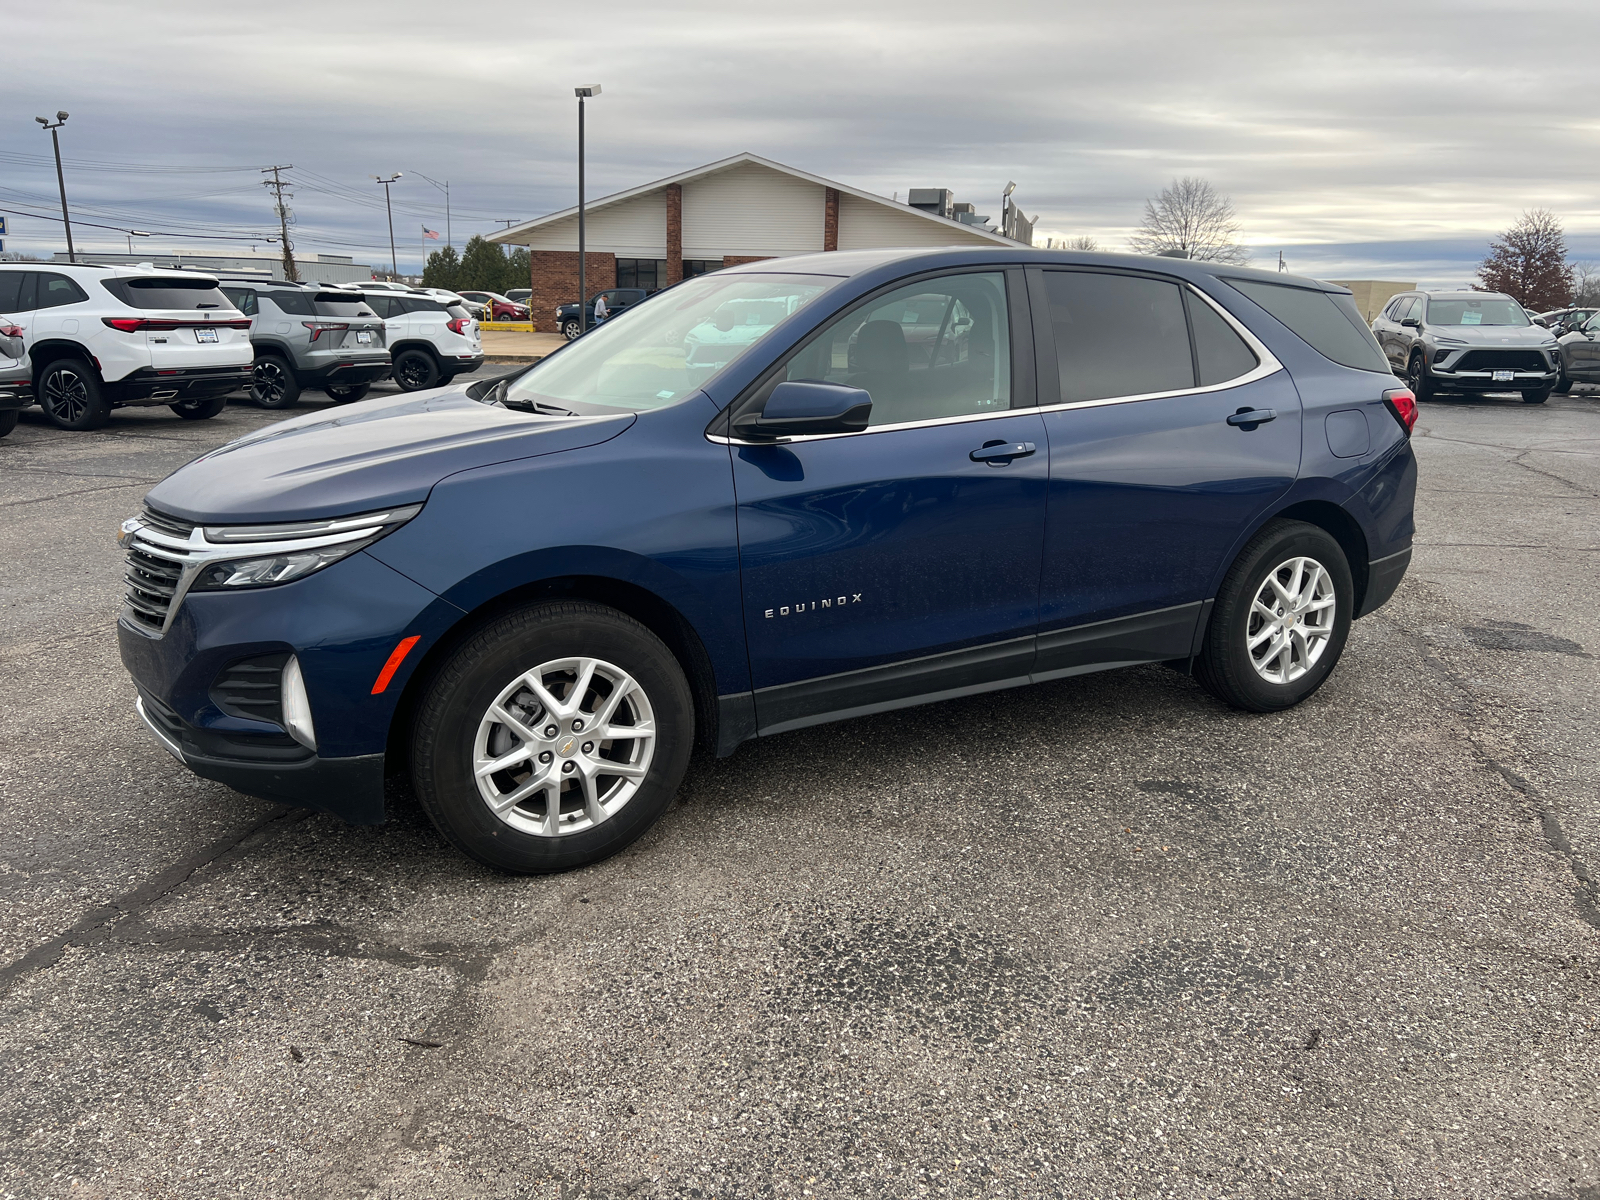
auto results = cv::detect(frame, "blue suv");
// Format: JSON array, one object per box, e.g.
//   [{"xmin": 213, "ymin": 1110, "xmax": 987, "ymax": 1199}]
[{"xmin": 118, "ymin": 249, "xmax": 1417, "ymax": 874}]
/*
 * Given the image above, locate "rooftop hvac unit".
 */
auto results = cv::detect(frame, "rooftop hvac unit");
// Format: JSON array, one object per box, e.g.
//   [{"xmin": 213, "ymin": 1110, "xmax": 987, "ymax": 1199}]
[{"xmin": 907, "ymin": 188, "xmax": 953, "ymax": 219}]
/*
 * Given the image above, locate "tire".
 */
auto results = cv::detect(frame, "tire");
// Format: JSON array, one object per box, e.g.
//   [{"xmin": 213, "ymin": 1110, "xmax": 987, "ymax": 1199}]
[
  {"xmin": 251, "ymin": 356, "xmax": 300, "ymax": 409},
  {"xmin": 323, "ymin": 382, "xmax": 370, "ymax": 403},
  {"xmin": 1522, "ymin": 388, "xmax": 1551, "ymax": 405},
  {"xmin": 1194, "ymin": 519, "xmax": 1354, "ymax": 713},
  {"xmin": 0, "ymin": 410, "xmax": 17, "ymax": 438},
  {"xmin": 562, "ymin": 319, "xmax": 582, "ymax": 341},
  {"xmin": 37, "ymin": 359, "xmax": 111, "ymax": 430},
  {"xmin": 437, "ymin": 373, "xmax": 457, "ymax": 387},
  {"xmin": 1406, "ymin": 351, "xmax": 1435, "ymax": 402},
  {"xmin": 393, "ymin": 349, "xmax": 440, "ymax": 392},
  {"xmin": 169, "ymin": 394, "xmax": 228, "ymax": 420},
  {"xmin": 1553, "ymin": 374, "xmax": 1571, "ymax": 395},
  {"xmin": 410, "ymin": 601, "xmax": 695, "ymax": 874}
]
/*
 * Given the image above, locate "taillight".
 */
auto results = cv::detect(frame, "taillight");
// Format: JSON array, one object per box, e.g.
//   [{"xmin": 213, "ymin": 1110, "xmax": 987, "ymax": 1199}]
[
  {"xmin": 446, "ymin": 317, "xmax": 469, "ymax": 335},
  {"xmin": 0, "ymin": 324, "xmax": 23, "ymax": 338},
  {"xmin": 302, "ymin": 322, "xmax": 349, "ymax": 343},
  {"xmin": 103, "ymin": 317, "xmax": 250, "ymax": 333},
  {"xmin": 1382, "ymin": 387, "xmax": 1417, "ymax": 436}
]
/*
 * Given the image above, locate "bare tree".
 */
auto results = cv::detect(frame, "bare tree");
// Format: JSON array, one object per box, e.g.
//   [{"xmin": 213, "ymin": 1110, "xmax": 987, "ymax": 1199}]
[
  {"xmin": 1475, "ymin": 209, "xmax": 1573, "ymax": 310},
  {"xmin": 1570, "ymin": 259, "xmax": 1600, "ymax": 306},
  {"xmin": 1129, "ymin": 177, "xmax": 1248, "ymax": 264},
  {"xmin": 1067, "ymin": 235, "xmax": 1099, "ymax": 251}
]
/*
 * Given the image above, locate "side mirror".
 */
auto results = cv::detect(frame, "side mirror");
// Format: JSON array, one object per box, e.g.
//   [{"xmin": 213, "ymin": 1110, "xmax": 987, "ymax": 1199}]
[
  {"xmin": 734, "ymin": 380, "xmax": 872, "ymax": 439},
  {"xmin": 1532, "ymin": 316, "xmax": 1549, "ymax": 328},
  {"xmin": 1401, "ymin": 316, "xmax": 1421, "ymax": 329}
]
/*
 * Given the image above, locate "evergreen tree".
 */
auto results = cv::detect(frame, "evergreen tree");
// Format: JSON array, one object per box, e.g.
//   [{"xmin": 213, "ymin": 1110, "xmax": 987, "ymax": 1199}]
[
  {"xmin": 459, "ymin": 236, "xmax": 510, "ymax": 292},
  {"xmin": 505, "ymin": 246, "xmax": 531, "ymax": 292},
  {"xmin": 1476, "ymin": 210, "xmax": 1575, "ymax": 310},
  {"xmin": 422, "ymin": 244, "xmax": 460, "ymax": 290}
]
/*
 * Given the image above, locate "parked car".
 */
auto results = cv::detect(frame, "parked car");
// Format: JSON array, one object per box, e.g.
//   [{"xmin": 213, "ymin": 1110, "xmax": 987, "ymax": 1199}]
[
  {"xmin": 0, "ymin": 264, "xmax": 252, "ymax": 430},
  {"xmin": 0, "ymin": 315, "xmax": 30, "ymax": 438},
  {"xmin": 215, "ymin": 279, "xmax": 391, "ymax": 408},
  {"xmin": 554, "ymin": 287, "xmax": 649, "ymax": 339},
  {"xmin": 118, "ymin": 248, "xmax": 1417, "ymax": 875},
  {"xmin": 1537, "ymin": 306, "xmax": 1600, "ymax": 336},
  {"xmin": 346, "ymin": 281, "xmax": 415, "ymax": 293},
  {"xmin": 504, "ymin": 289, "xmax": 532, "ymax": 304},
  {"xmin": 1370, "ymin": 289, "xmax": 1560, "ymax": 403},
  {"xmin": 456, "ymin": 290, "xmax": 530, "ymax": 322},
  {"xmin": 357, "ymin": 291, "xmax": 483, "ymax": 392},
  {"xmin": 415, "ymin": 287, "xmax": 487, "ymax": 319},
  {"xmin": 1554, "ymin": 311, "xmax": 1600, "ymax": 392}
]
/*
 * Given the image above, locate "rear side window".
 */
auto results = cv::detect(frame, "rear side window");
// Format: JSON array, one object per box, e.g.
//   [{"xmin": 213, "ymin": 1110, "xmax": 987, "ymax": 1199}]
[
  {"xmin": 1044, "ymin": 271, "xmax": 1191, "ymax": 402},
  {"xmin": 261, "ymin": 289, "xmax": 313, "ymax": 317},
  {"xmin": 400, "ymin": 297, "xmax": 447, "ymax": 314},
  {"xmin": 220, "ymin": 287, "xmax": 258, "ymax": 316},
  {"xmin": 1227, "ymin": 279, "xmax": 1389, "ymax": 373},
  {"xmin": 0, "ymin": 271, "xmax": 23, "ymax": 312},
  {"xmin": 36, "ymin": 273, "xmax": 91, "ymax": 309},
  {"xmin": 361, "ymin": 295, "xmax": 396, "ymax": 318},
  {"xmin": 312, "ymin": 294, "xmax": 376, "ymax": 318},
  {"xmin": 102, "ymin": 276, "xmax": 226, "ymax": 310},
  {"xmin": 1186, "ymin": 292, "xmax": 1258, "ymax": 386}
]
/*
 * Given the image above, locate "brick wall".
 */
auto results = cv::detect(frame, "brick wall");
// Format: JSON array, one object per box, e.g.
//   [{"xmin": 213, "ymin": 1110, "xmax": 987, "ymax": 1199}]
[
  {"xmin": 722, "ymin": 256, "xmax": 774, "ymax": 268},
  {"xmin": 528, "ymin": 250, "xmax": 617, "ymax": 328},
  {"xmin": 665, "ymin": 184, "xmax": 683, "ymax": 286},
  {"xmin": 824, "ymin": 188, "xmax": 840, "ymax": 252}
]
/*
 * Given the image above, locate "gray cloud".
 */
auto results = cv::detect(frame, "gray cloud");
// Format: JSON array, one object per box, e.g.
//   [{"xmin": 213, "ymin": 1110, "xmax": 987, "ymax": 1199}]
[{"xmin": 3, "ymin": 0, "xmax": 1595, "ymax": 285}]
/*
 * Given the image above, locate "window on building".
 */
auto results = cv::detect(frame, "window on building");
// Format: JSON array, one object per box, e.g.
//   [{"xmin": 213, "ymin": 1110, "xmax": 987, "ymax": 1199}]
[
  {"xmin": 615, "ymin": 259, "xmax": 670, "ymax": 292},
  {"xmin": 682, "ymin": 260, "xmax": 721, "ymax": 281}
]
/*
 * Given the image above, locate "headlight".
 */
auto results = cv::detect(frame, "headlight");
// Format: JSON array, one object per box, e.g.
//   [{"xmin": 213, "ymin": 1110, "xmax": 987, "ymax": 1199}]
[
  {"xmin": 191, "ymin": 542, "xmax": 373, "ymax": 590},
  {"xmin": 181, "ymin": 504, "xmax": 422, "ymax": 593}
]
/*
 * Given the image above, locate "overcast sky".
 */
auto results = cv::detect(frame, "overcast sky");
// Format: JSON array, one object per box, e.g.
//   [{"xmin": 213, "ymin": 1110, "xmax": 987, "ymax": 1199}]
[{"xmin": 2, "ymin": 0, "xmax": 1595, "ymax": 287}]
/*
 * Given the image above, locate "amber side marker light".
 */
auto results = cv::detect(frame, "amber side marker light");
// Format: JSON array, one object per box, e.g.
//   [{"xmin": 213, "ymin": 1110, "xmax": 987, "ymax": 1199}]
[{"xmin": 371, "ymin": 635, "xmax": 422, "ymax": 694}]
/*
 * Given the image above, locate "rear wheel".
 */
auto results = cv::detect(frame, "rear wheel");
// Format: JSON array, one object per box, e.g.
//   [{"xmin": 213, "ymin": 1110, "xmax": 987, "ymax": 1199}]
[
  {"xmin": 1406, "ymin": 351, "xmax": 1435, "ymax": 402},
  {"xmin": 37, "ymin": 359, "xmax": 110, "ymax": 430},
  {"xmin": 251, "ymin": 356, "xmax": 300, "ymax": 408},
  {"xmin": 562, "ymin": 319, "xmax": 581, "ymax": 341},
  {"xmin": 1522, "ymin": 387, "xmax": 1551, "ymax": 405},
  {"xmin": 0, "ymin": 410, "xmax": 18, "ymax": 438},
  {"xmin": 393, "ymin": 349, "xmax": 440, "ymax": 392},
  {"xmin": 323, "ymin": 382, "xmax": 370, "ymax": 403},
  {"xmin": 410, "ymin": 601, "xmax": 694, "ymax": 874},
  {"xmin": 169, "ymin": 394, "xmax": 227, "ymax": 420},
  {"xmin": 1195, "ymin": 520, "xmax": 1353, "ymax": 712}
]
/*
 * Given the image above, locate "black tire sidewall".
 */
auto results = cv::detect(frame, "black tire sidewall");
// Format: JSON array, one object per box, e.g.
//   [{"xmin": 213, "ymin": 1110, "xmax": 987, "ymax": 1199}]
[
  {"xmin": 251, "ymin": 357, "xmax": 300, "ymax": 408},
  {"xmin": 38, "ymin": 359, "xmax": 109, "ymax": 430},
  {"xmin": 411, "ymin": 603, "xmax": 695, "ymax": 874},
  {"xmin": 1522, "ymin": 389, "xmax": 1550, "ymax": 404},
  {"xmin": 394, "ymin": 350, "xmax": 439, "ymax": 392},
  {"xmin": 0, "ymin": 409, "xmax": 17, "ymax": 437},
  {"xmin": 170, "ymin": 394, "xmax": 228, "ymax": 420},
  {"xmin": 324, "ymin": 383, "xmax": 370, "ymax": 404},
  {"xmin": 1197, "ymin": 521, "xmax": 1354, "ymax": 712},
  {"xmin": 1407, "ymin": 352, "xmax": 1434, "ymax": 401}
]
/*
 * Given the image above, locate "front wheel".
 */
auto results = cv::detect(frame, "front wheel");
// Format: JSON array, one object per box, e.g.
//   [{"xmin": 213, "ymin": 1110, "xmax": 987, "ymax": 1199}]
[
  {"xmin": 1406, "ymin": 351, "xmax": 1435, "ymax": 402},
  {"xmin": 1522, "ymin": 388, "xmax": 1551, "ymax": 405},
  {"xmin": 170, "ymin": 394, "xmax": 228, "ymax": 420},
  {"xmin": 1553, "ymin": 373, "xmax": 1572, "ymax": 395},
  {"xmin": 37, "ymin": 360, "xmax": 111, "ymax": 430},
  {"xmin": 562, "ymin": 319, "xmax": 581, "ymax": 341},
  {"xmin": 323, "ymin": 382, "xmax": 370, "ymax": 403},
  {"xmin": 393, "ymin": 349, "xmax": 440, "ymax": 392},
  {"xmin": 410, "ymin": 602, "xmax": 695, "ymax": 874},
  {"xmin": 1195, "ymin": 520, "xmax": 1354, "ymax": 712}
]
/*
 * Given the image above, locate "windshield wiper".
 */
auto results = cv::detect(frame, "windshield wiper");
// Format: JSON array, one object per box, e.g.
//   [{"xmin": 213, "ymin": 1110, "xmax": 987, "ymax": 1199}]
[{"xmin": 479, "ymin": 378, "xmax": 576, "ymax": 416}]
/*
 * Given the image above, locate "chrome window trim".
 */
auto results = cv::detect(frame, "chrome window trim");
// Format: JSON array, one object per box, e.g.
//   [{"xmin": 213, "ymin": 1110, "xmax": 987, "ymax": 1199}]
[{"xmin": 708, "ymin": 282, "xmax": 1283, "ymax": 446}]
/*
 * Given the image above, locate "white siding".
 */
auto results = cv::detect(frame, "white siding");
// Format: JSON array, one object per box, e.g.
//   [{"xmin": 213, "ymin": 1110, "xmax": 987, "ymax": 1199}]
[
  {"xmin": 682, "ymin": 161, "xmax": 825, "ymax": 259},
  {"xmin": 520, "ymin": 191, "xmax": 667, "ymax": 257},
  {"xmin": 837, "ymin": 194, "xmax": 999, "ymax": 250}
]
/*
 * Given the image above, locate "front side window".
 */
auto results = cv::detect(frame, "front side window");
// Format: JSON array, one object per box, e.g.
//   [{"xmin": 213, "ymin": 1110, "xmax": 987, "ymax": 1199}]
[
  {"xmin": 35, "ymin": 273, "xmax": 90, "ymax": 309},
  {"xmin": 504, "ymin": 272, "xmax": 836, "ymax": 413},
  {"xmin": 1046, "ymin": 271, "xmax": 1191, "ymax": 402},
  {"xmin": 220, "ymin": 287, "xmax": 258, "ymax": 316},
  {"xmin": 1393, "ymin": 296, "xmax": 1417, "ymax": 322},
  {"xmin": 1425, "ymin": 297, "xmax": 1529, "ymax": 327},
  {"xmin": 768, "ymin": 271, "xmax": 1012, "ymax": 428}
]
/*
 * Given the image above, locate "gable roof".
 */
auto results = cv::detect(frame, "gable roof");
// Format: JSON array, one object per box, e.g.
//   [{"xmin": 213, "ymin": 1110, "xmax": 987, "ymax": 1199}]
[{"xmin": 486, "ymin": 152, "xmax": 1015, "ymax": 247}]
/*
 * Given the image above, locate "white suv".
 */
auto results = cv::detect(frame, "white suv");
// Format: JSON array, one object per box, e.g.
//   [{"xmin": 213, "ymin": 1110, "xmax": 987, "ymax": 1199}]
[
  {"xmin": 357, "ymin": 290, "xmax": 483, "ymax": 391},
  {"xmin": 0, "ymin": 264, "xmax": 253, "ymax": 430}
]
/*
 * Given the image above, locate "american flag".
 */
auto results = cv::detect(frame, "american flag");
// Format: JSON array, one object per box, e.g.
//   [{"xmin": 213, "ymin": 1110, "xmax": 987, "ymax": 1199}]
[{"xmin": 422, "ymin": 226, "xmax": 441, "ymax": 240}]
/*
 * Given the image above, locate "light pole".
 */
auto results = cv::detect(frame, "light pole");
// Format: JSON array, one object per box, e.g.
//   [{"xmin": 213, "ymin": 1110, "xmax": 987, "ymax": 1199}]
[
  {"xmin": 372, "ymin": 173, "xmax": 402, "ymax": 278},
  {"xmin": 1002, "ymin": 181, "xmax": 1017, "ymax": 242},
  {"xmin": 35, "ymin": 112, "xmax": 73, "ymax": 263},
  {"xmin": 416, "ymin": 172, "xmax": 450, "ymax": 249},
  {"xmin": 575, "ymin": 85, "xmax": 601, "ymax": 333}
]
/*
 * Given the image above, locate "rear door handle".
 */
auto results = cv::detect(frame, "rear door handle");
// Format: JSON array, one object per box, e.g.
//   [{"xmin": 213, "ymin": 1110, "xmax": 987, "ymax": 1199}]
[
  {"xmin": 970, "ymin": 441, "xmax": 1036, "ymax": 463},
  {"xmin": 1226, "ymin": 408, "xmax": 1277, "ymax": 428}
]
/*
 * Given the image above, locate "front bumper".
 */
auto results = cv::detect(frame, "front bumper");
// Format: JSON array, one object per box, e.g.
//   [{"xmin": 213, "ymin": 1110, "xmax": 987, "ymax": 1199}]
[{"xmin": 118, "ymin": 366, "xmax": 251, "ymax": 405}]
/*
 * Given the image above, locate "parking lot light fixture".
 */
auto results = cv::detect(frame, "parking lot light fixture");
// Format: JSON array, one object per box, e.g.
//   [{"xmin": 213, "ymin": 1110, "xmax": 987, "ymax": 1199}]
[
  {"xmin": 575, "ymin": 86, "xmax": 601, "ymax": 334},
  {"xmin": 372, "ymin": 173, "xmax": 403, "ymax": 278},
  {"xmin": 36, "ymin": 112, "xmax": 74, "ymax": 263}
]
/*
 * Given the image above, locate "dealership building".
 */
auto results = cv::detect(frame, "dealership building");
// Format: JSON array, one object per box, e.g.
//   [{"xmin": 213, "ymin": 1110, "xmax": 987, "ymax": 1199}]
[{"xmin": 489, "ymin": 153, "xmax": 1023, "ymax": 320}]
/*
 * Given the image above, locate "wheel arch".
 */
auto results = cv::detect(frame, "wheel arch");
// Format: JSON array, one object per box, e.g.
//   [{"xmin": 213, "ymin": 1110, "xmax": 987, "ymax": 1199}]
[
  {"xmin": 30, "ymin": 340, "xmax": 102, "ymax": 383},
  {"xmin": 390, "ymin": 338, "xmax": 442, "ymax": 362},
  {"xmin": 1267, "ymin": 499, "xmax": 1371, "ymax": 612},
  {"xmin": 384, "ymin": 573, "xmax": 722, "ymax": 779}
]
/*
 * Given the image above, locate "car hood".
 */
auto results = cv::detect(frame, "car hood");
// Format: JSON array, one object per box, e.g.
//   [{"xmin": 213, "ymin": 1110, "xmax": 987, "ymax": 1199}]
[
  {"xmin": 143, "ymin": 385, "xmax": 635, "ymax": 523},
  {"xmin": 1428, "ymin": 324, "xmax": 1558, "ymax": 348}
]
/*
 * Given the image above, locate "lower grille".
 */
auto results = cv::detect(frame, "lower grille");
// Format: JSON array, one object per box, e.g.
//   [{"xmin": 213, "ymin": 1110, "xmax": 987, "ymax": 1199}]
[
  {"xmin": 210, "ymin": 654, "xmax": 289, "ymax": 726},
  {"xmin": 1455, "ymin": 349, "xmax": 1546, "ymax": 371}
]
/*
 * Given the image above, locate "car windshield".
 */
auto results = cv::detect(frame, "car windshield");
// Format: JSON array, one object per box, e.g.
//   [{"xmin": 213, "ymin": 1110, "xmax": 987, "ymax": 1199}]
[
  {"xmin": 503, "ymin": 272, "xmax": 837, "ymax": 413},
  {"xmin": 1426, "ymin": 298, "xmax": 1528, "ymax": 327}
]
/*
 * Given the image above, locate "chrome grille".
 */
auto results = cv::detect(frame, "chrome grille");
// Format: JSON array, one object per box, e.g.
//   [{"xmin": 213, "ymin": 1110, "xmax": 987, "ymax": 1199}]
[
  {"xmin": 140, "ymin": 506, "xmax": 196, "ymax": 539},
  {"xmin": 124, "ymin": 546, "xmax": 183, "ymax": 630}
]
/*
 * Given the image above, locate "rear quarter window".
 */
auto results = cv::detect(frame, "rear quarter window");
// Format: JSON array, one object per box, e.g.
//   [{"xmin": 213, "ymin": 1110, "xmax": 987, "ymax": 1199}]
[
  {"xmin": 1226, "ymin": 279, "xmax": 1389, "ymax": 373},
  {"xmin": 103, "ymin": 276, "xmax": 230, "ymax": 311},
  {"xmin": 312, "ymin": 294, "xmax": 377, "ymax": 318}
]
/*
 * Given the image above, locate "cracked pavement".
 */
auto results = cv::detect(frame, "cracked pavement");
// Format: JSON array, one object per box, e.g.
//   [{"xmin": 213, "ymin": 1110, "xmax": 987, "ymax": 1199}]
[{"xmin": 1, "ymin": 386, "xmax": 1597, "ymax": 1199}]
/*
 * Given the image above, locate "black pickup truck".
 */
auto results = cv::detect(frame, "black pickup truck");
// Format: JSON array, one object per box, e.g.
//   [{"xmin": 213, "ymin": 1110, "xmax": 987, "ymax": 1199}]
[{"xmin": 553, "ymin": 287, "xmax": 649, "ymax": 340}]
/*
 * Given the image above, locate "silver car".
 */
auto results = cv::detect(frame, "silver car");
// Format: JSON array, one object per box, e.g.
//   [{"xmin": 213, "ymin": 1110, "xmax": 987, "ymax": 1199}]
[
  {"xmin": 0, "ymin": 314, "xmax": 30, "ymax": 438},
  {"xmin": 1371, "ymin": 290, "xmax": 1561, "ymax": 404},
  {"xmin": 216, "ymin": 279, "xmax": 392, "ymax": 408}
]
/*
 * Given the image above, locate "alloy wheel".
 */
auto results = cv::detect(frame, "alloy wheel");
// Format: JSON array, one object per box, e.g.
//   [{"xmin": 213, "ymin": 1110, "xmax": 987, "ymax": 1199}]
[
  {"xmin": 397, "ymin": 356, "xmax": 433, "ymax": 389},
  {"xmin": 42, "ymin": 367, "xmax": 90, "ymax": 424},
  {"xmin": 253, "ymin": 361, "xmax": 287, "ymax": 404},
  {"xmin": 472, "ymin": 655, "xmax": 656, "ymax": 838},
  {"xmin": 1246, "ymin": 556, "xmax": 1336, "ymax": 684}
]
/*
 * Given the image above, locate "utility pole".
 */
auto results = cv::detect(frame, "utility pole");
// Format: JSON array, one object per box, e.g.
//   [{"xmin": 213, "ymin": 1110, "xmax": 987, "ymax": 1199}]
[
  {"xmin": 262, "ymin": 166, "xmax": 298, "ymax": 281},
  {"xmin": 575, "ymin": 85, "xmax": 601, "ymax": 334},
  {"xmin": 416, "ymin": 173, "xmax": 451, "ymax": 249},
  {"xmin": 35, "ymin": 112, "xmax": 73, "ymax": 263},
  {"xmin": 373, "ymin": 173, "xmax": 403, "ymax": 278}
]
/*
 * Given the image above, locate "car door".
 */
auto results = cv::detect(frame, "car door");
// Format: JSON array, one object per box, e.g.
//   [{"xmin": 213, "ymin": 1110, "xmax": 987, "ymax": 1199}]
[
  {"xmin": 1030, "ymin": 268, "xmax": 1302, "ymax": 677},
  {"xmin": 728, "ymin": 268, "xmax": 1048, "ymax": 733},
  {"xmin": 1564, "ymin": 314, "xmax": 1600, "ymax": 380}
]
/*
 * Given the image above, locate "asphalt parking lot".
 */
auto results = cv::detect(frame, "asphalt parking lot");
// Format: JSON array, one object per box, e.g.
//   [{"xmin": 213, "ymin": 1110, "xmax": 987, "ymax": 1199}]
[{"xmin": 1, "ymin": 383, "xmax": 1596, "ymax": 1199}]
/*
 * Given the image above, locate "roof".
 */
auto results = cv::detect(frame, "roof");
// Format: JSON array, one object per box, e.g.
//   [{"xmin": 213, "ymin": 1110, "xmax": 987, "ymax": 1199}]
[{"xmin": 486, "ymin": 152, "xmax": 1016, "ymax": 248}]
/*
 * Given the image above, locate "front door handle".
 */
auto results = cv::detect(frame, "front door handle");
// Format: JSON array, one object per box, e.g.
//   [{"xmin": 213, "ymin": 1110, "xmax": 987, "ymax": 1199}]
[
  {"xmin": 970, "ymin": 440, "xmax": 1036, "ymax": 463},
  {"xmin": 1226, "ymin": 407, "xmax": 1277, "ymax": 429}
]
